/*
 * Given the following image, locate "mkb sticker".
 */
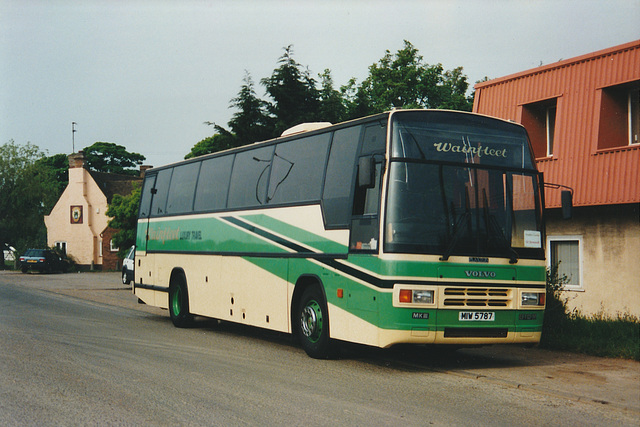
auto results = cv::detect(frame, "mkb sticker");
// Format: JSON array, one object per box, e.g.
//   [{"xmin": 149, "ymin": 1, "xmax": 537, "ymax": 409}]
[{"xmin": 70, "ymin": 205, "xmax": 83, "ymax": 224}]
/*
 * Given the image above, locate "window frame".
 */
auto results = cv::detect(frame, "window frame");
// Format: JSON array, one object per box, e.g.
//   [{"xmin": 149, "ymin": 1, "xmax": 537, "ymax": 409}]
[
  {"xmin": 519, "ymin": 97, "xmax": 559, "ymax": 160},
  {"xmin": 54, "ymin": 241, "xmax": 67, "ymax": 254},
  {"xmin": 596, "ymin": 81, "xmax": 640, "ymax": 151},
  {"xmin": 546, "ymin": 105, "xmax": 556, "ymax": 156},
  {"xmin": 546, "ymin": 235, "xmax": 584, "ymax": 292},
  {"xmin": 629, "ymin": 87, "xmax": 639, "ymax": 146}
]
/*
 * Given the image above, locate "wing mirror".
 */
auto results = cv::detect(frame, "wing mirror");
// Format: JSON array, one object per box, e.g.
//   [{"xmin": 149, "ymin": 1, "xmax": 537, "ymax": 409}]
[{"xmin": 561, "ymin": 190, "xmax": 573, "ymax": 220}]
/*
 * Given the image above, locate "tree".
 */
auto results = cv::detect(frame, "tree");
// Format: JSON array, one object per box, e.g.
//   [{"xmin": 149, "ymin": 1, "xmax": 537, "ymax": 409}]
[
  {"xmin": 318, "ymin": 69, "xmax": 347, "ymax": 124},
  {"xmin": 184, "ymin": 131, "xmax": 237, "ymax": 159},
  {"xmin": 106, "ymin": 184, "xmax": 140, "ymax": 257},
  {"xmin": 36, "ymin": 153, "xmax": 69, "ymax": 212},
  {"xmin": 345, "ymin": 40, "xmax": 473, "ymax": 116},
  {"xmin": 227, "ymin": 71, "xmax": 274, "ymax": 145},
  {"xmin": 83, "ymin": 142, "xmax": 146, "ymax": 176},
  {"xmin": 261, "ymin": 45, "xmax": 321, "ymax": 135},
  {"xmin": 0, "ymin": 140, "xmax": 52, "ymax": 254},
  {"xmin": 186, "ymin": 40, "xmax": 475, "ymax": 158},
  {"xmin": 186, "ymin": 72, "xmax": 274, "ymax": 159},
  {"xmin": 341, "ymin": 77, "xmax": 375, "ymax": 120}
]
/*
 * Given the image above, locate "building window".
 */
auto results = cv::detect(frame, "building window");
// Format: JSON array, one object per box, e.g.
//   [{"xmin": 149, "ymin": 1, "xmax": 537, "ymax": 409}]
[
  {"xmin": 547, "ymin": 235, "xmax": 583, "ymax": 291},
  {"xmin": 521, "ymin": 98, "xmax": 558, "ymax": 158},
  {"xmin": 546, "ymin": 106, "xmax": 556, "ymax": 156},
  {"xmin": 630, "ymin": 87, "xmax": 640, "ymax": 145},
  {"xmin": 597, "ymin": 81, "xmax": 640, "ymax": 149},
  {"xmin": 110, "ymin": 239, "xmax": 118, "ymax": 252},
  {"xmin": 54, "ymin": 241, "xmax": 67, "ymax": 254}
]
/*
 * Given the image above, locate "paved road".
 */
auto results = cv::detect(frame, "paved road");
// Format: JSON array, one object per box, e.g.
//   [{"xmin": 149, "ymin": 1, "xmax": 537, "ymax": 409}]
[{"xmin": 1, "ymin": 271, "xmax": 638, "ymax": 425}]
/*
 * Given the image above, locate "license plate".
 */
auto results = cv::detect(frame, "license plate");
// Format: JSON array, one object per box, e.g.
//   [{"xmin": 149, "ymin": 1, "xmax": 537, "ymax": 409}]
[
  {"xmin": 459, "ymin": 311, "xmax": 495, "ymax": 321},
  {"xmin": 27, "ymin": 260, "xmax": 37, "ymax": 263}
]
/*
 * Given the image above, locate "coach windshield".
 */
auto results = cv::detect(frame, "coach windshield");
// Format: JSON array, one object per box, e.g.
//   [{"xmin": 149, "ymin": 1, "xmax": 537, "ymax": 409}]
[{"xmin": 384, "ymin": 111, "xmax": 543, "ymax": 261}]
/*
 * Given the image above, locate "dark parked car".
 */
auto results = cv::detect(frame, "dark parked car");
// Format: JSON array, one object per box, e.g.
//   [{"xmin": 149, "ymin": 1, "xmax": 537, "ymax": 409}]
[{"xmin": 19, "ymin": 249, "xmax": 68, "ymax": 273}]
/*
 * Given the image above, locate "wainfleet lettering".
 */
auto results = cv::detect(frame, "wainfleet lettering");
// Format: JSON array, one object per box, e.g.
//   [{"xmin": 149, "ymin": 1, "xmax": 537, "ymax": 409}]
[{"xmin": 433, "ymin": 141, "xmax": 508, "ymax": 158}]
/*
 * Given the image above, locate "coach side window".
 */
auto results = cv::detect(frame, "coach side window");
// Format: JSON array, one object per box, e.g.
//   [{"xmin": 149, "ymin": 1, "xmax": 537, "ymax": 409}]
[
  {"xmin": 165, "ymin": 162, "xmax": 200, "ymax": 214},
  {"xmin": 138, "ymin": 174, "xmax": 156, "ymax": 218},
  {"xmin": 150, "ymin": 168, "xmax": 172, "ymax": 217},
  {"xmin": 193, "ymin": 155, "xmax": 234, "ymax": 212},
  {"xmin": 268, "ymin": 133, "xmax": 331, "ymax": 205},
  {"xmin": 360, "ymin": 121, "xmax": 387, "ymax": 155},
  {"xmin": 228, "ymin": 145, "xmax": 275, "ymax": 209},
  {"xmin": 322, "ymin": 125, "xmax": 362, "ymax": 228}
]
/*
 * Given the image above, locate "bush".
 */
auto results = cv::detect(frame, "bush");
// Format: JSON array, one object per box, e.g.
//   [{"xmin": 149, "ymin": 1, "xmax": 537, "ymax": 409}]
[{"xmin": 541, "ymin": 263, "xmax": 640, "ymax": 360}]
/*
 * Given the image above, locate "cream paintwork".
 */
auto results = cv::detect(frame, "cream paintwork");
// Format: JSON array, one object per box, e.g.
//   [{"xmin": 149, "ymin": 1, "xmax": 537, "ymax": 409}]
[
  {"xmin": 240, "ymin": 205, "xmax": 349, "ymax": 247},
  {"xmin": 44, "ymin": 166, "xmax": 109, "ymax": 266},
  {"xmin": 329, "ymin": 303, "xmax": 541, "ymax": 348},
  {"xmin": 137, "ymin": 253, "xmax": 291, "ymax": 333},
  {"xmin": 327, "ymin": 303, "xmax": 387, "ymax": 346},
  {"xmin": 143, "ymin": 205, "xmax": 349, "ymax": 248}
]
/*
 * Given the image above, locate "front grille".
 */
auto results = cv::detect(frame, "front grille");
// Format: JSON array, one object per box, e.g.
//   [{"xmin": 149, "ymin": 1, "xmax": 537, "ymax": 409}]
[
  {"xmin": 443, "ymin": 287, "xmax": 511, "ymax": 308},
  {"xmin": 444, "ymin": 327, "xmax": 508, "ymax": 338}
]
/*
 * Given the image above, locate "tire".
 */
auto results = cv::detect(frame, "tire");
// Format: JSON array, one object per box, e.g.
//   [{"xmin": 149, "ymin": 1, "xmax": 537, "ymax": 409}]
[
  {"xmin": 122, "ymin": 269, "xmax": 128, "ymax": 285},
  {"xmin": 21, "ymin": 266, "xmax": 27, "ymax": 273},
  {"xmin": 296, "ymin": 286, "xmax": 334, "ymax": 359},
  {"xmin": 169, "ymin": 274, "xmax": 193, "ymax": 328}
]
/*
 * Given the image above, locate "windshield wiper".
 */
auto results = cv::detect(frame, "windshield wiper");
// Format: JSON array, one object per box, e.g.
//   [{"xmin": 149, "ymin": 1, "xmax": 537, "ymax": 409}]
[
  {"xmin": 482, "ymin": 189, "xmax": 519, "ymax": 264},
  {"xmin": 440, "ymin": 188, "xmax": 471, "ymax": 261}
]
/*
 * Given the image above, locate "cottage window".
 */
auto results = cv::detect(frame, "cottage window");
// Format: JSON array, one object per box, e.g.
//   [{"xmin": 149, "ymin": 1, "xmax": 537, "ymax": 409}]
[
  {"xmin": 55, "ymin": 241, "xmax": 67, "ymax": 254},
  {"xmin": 547, "ymin": 235, "xmax": 583, "ymax": 291}
]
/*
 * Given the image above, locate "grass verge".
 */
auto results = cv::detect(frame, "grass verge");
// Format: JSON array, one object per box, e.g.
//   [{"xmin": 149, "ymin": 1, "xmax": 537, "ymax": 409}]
[{"xmin": 540, "ymin": 265, "xmax": 640, "ymax": 361}]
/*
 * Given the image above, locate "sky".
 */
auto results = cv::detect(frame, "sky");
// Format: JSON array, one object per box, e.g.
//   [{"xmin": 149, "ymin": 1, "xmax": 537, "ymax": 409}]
[{"xmin": 1, "ymin": 0, "xmax": 639, "ymax": 168}]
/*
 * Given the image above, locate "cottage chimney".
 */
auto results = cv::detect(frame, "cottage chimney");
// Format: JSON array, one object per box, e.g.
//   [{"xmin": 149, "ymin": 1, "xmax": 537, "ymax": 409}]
[
  {"xmin": 139, "ymin": 165, "xmax": 153, "ymax": 178},
  {"xmin": 68, "ymin": 151, "xmax": 86, "ymax": 169}
]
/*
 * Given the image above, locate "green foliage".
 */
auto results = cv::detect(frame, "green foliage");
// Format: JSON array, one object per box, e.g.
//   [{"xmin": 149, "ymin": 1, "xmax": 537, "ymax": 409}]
[
  {"xmin": 353, "ymin": 40, "xmax": 473, "ymax": 114},
  {"xmin": 318, "ymin": 69, "xmax": 348, "ymax": 124},
  {"xmin": 543, "ymin": 312, "xmax": 639, "ymax": 360},
  {"xmin": 189, "ymin": 40, "xmax": 474, "ymax": 157},
  {"xmin": 83, "ymin": 142, "xmax": 146, "ymax": 176},
  {"xmin": 184, "ymin": 132, "xmax": 238, "ymax": 159},
  {"xmin": 228, "ymin": 71, "xmax": 274, "ymax": 145},
  {"xmin": 0, "ymin": 140, "xmax": 52, "ymax": 253},
  {"xmin": 35, "ymin": 153, "xmax": 69, "ymax": 212},
  {"xmin": 261, "ymin": 45, "xmax": 322, "ymax": 135},
  {"xmin": 106, "ymin": 183, "xmax": 140, "ymax": 257},
  {"xmin": 541, "ymin": 263, "xmax": 640, "ymax": 360}
]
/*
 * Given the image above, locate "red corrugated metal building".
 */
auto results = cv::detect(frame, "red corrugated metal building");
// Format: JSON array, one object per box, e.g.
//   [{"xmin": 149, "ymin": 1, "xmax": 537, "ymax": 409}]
[{"xmin": 474, "ymin": 40, "xmax": 640, "ymax": 316}]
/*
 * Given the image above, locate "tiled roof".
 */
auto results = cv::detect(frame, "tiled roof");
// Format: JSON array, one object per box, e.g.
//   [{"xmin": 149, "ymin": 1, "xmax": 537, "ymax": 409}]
[{"xmin": 89, "ymin": 170, "xmax": 142, "ymax": 203}]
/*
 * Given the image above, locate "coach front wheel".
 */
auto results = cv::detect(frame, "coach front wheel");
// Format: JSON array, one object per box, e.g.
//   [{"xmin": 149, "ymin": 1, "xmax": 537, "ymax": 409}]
[{"xmin": 296, "ymin": 286, "xmax": 334, "ymax": 359}]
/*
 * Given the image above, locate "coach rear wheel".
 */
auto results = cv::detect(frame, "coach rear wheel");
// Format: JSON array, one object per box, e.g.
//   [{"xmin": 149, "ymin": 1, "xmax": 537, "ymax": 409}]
[
  {"xmin": 169, "ymin": 274, "xmax": 193, "ymax": 328},
  {"xmin": 296, "ymin": 286, "xmax": 334, "ymax": 359}
]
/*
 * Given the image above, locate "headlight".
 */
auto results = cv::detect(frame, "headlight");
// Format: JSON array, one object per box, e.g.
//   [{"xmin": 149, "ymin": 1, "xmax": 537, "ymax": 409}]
[
  {"xmin": 413, "ymin": 290, "xmax": 434, "ymax": 304},
  {"xmin": 521, "ymin": 292, "xmax": 545, "ymax": 306},
  {"xmin": 398, "ymin": 288, "xmax": 434, "ymax": 304}
]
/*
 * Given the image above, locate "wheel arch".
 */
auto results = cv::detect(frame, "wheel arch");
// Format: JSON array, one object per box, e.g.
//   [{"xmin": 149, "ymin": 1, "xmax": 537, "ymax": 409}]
[
  {"xmin": 169, "ymin": 267, "xmax": 187, "ymax": 286},
  {"xmin": 291, "ymin": 274, "xmax": 327, "ymax": 334},
  {"xmin": 168, "ymin": 267, "xmax": 188, "ymax": 302}
]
